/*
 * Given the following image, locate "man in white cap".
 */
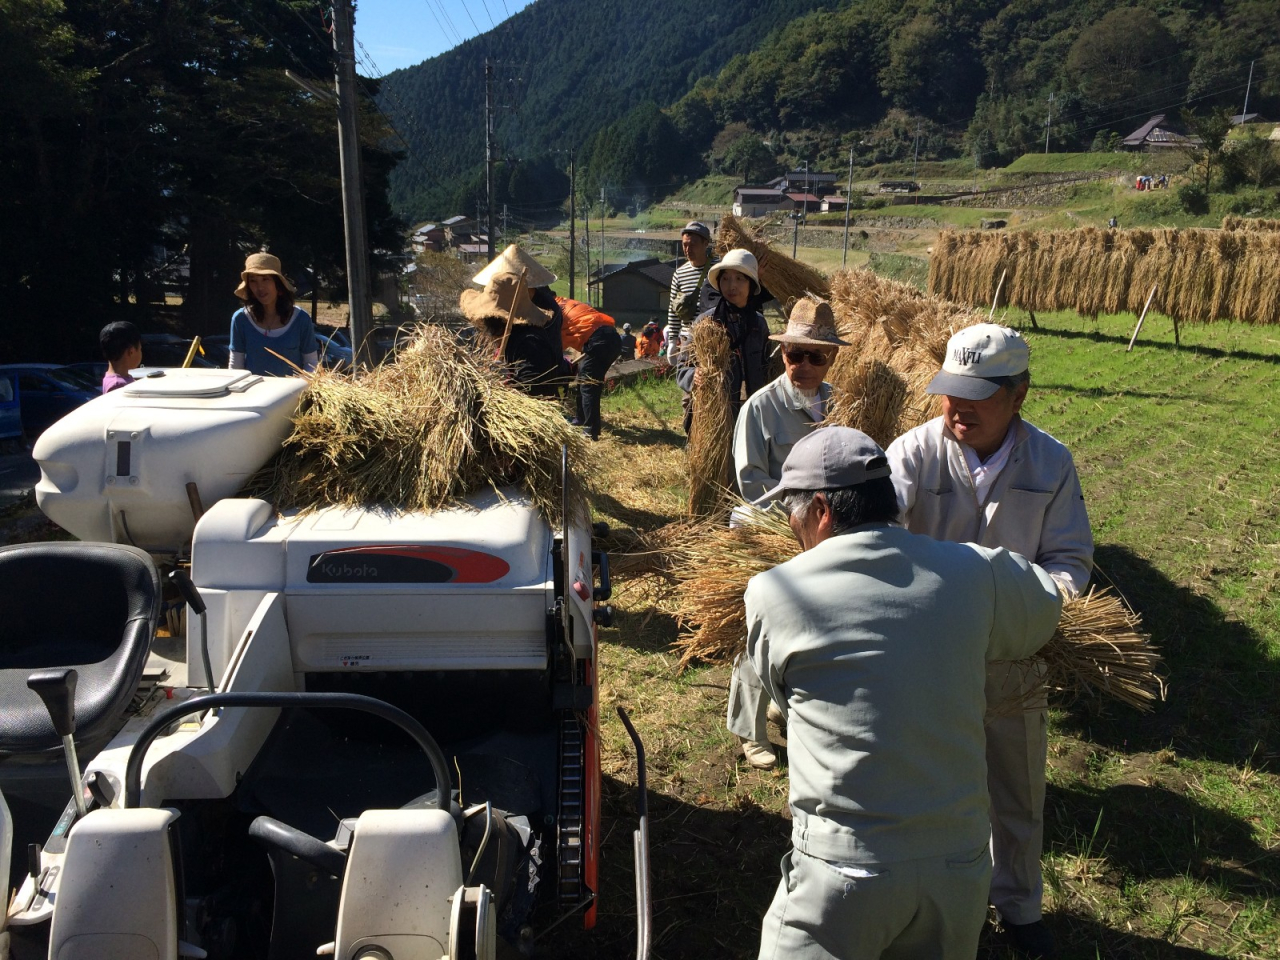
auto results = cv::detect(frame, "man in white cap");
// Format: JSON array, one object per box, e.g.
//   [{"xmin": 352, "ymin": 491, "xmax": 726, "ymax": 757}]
[
  {"xmin": 664, "ymin": 220, "xmax": 719, "ymax": 360},
  {"xmin": 747, "ymin": 426, "xmax": 1062, "ymax": 960},
  {"xmin": 886, "ymin": 323, "xmax": 1093, "ymax": 959},
  {"xmin": 728, "ymin": 297, "xmax": 849, "ymax": 769}
]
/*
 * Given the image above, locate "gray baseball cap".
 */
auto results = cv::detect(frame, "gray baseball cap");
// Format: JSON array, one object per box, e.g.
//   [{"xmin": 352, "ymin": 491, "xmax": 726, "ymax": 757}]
[
  {"xmin": 681, "ymin": 220, "xmax": 712, "ymax": 241},
  {"xmin": 754, "ymin": 427, "xmax": 891, "ymax": 505}
]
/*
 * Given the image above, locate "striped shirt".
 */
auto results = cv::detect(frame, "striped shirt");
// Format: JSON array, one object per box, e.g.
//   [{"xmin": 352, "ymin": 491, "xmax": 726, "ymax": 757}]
[{"xmin": 664, "ymin": 255, "xmax": 719, "ymax": 350}]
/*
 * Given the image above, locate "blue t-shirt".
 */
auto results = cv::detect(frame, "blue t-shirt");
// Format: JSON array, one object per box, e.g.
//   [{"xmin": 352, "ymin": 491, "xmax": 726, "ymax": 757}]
[{"xmin": 229, "ymin": 306, "xmax": 317, "ymax": 376}]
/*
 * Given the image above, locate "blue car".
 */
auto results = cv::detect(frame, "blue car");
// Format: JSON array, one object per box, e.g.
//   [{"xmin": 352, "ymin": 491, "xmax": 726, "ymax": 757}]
[{"xmin": 0, "ymin": 364, "xmax": 100, "ymax": 437}]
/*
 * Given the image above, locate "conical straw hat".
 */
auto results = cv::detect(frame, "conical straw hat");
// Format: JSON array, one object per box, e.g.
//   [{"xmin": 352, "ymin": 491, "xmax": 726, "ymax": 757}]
[{"xmin": 471, "ymin": 244, "xmax": 557, "ymax": 288}]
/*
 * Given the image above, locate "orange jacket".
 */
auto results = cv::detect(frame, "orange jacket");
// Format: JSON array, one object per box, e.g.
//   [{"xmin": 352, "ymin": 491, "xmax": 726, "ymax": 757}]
[
  {"xmin": 556, "ymin": 297, "xmax": 616, "ymax": 352},
  {"xmin": 637, "ymin": 327, "xmax": 663, "ymax": 358}
]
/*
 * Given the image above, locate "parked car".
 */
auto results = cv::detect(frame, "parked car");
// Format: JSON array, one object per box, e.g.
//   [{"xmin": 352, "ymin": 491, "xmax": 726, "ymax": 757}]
[
  {"xmin": 0, "ymin": 370, "xmax": 21, "ymax": 446},
  {"xmin": 140, "ymin": 333, "xmax": 218, "ymax": 369},
  {"xmin": 315, "ymin": 332, "xmax": 353, "ymax": 371},
  {"xmin": 0, "ymin": 364, "xmax": 100, "ymax": 436},
  {"xmin": 198, "ymin": 334, "xmax": 231, "ymax": 369}
]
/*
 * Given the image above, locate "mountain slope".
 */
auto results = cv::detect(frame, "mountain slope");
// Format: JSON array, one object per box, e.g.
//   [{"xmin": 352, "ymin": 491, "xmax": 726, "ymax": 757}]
[{"xmin": 377, "ymin": 0, "xmax": 834, "ymax": 220}]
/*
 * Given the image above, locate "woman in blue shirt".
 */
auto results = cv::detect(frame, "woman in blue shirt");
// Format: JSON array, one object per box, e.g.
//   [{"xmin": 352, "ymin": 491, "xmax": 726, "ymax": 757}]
[{"xmin": 230, "ymin": 252, "xmax": 318, "ymax": 376}]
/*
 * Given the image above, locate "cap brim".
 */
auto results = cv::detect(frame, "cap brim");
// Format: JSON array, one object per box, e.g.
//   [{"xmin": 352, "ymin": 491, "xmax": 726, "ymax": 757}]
[
  {"xmin": 769, "ymin": 333, "xmax": 850, "ymax": 347},
  {"xmin": 752, "ymin": 482, "xmax": 788, "ymax": 507},
  {"xmin": 925, "ymin": 370, "xmax": 1004, "ymax": 400}
]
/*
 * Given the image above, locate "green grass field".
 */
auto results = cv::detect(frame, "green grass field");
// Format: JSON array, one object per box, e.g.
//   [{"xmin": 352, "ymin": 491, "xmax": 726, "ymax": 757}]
[
  {"xmin": 1004, "ymin": 153, "xmax": 1154, "ymax": 175},
  {"xmin": 571, "ymin": 312, "xmax": 1280, "ymax": 959}
]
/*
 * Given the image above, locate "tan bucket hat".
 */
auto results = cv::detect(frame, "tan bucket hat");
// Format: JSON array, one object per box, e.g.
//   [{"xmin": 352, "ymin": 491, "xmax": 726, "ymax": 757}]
[
  {"xmin": 769, "ymin": 297, "xmax": 850, "ymax": 347},
  {"xmin": 459, "ymin": 274, "xmax": 553, "ymax": 328},
  {"xmin": 471, "ymin": 244, "xmax": 558, "ymax": 288},
  {"xmin": 707, "ymin": 248, "xmax": 761, "ymax": 295},
  {"xmin": 235, "ymin": 252, "xmax": 296, "ymax": 299}
]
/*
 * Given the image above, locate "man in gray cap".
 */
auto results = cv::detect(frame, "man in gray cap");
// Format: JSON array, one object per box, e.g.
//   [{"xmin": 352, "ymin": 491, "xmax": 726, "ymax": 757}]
[
  {"xmin": 728, "ymin": 297, "xmax": 849, "ymax": 769},
  {"xmin": 746, "ymin": 426, "xmax": 1063, "ymax": 960},
  {"xmin": 664, "ymin": 220, "xmax": 719, "ymax": 360},
  {"xmin": 886, "ymin": 323, "xmax": 1093, "ymax": 959}
]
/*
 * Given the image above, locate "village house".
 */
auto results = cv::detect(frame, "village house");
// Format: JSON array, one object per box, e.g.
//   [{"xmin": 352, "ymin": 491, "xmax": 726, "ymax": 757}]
[
  {"xmin": 1122, "ymin": 115, "xmax": 1201, "ymax": 152},
  {"xmin": 732, "ymin": 187, "xmax": 792, "ymax": 218},
  {"xmin": 588, "ymin": 258, "xmax": 677, "ymax": 328}
]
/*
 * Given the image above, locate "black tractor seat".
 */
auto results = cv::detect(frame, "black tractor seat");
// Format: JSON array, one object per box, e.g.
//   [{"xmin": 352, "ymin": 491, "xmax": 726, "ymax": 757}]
[{"xmin": 0, "ymin": 542, "xmax": 160, "ymax": 759}]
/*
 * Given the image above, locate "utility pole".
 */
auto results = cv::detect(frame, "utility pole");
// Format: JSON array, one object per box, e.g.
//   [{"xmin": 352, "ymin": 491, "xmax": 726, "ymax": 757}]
[
  {"xmin": 1044, "ymin": 93, "xmax": 1055, "ymax": 154},
  {"xmin": 792, "ymin": 211, "xmax": 800, "ymax": 259},
  {"xmin": 502, "ymin": 203, "xmax": 508, "ymax": 241},
  {"xmin": 583, "ymin": 201, "xmax": 590, "ymax": 307},
  {"xmin": 484, "ymin": 59, "xmax": 496, "ymax": 262},
  {"xmin": 568, "ymin": 150, "xmax": 576, "ymax": 300},
  {"xmin": 842, "ymin": 146, "xmax": 854, "ymax": 268},
  {"xmin": 331, "ymin": 0, "xmax": 371, "ymax": 367},
  {"xmin": 599, "ymin": 187, "xmax": 606, "ymax": 307},
  {"xmin": 913, "ymin": 123, "xmax": 921, "ymax": 205},
  {"xmin": 1243, "ymin": 59, "xmax": 1255, "ymax": 118}
]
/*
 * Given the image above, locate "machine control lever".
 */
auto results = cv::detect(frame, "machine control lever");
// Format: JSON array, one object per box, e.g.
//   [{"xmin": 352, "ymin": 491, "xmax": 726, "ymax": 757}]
[
  {"xmin": 170, "ymin": 569, "xmax": 214, "ymax": 693},
  {"xmin": 27, "ymin": 669, "xmax": 87, "ymax": 818}
]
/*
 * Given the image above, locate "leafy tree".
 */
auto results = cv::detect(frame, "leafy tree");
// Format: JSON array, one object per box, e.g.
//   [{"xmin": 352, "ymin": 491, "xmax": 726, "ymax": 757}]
[
  {"xmin": 1066, "ymin": 8, "xmax": 1183, "ymax": 118},
  {"xmin": 1182, "ymin": 107, "xmax": 1234, "ymax": 192},
  {"xmin": 721, "ymin": 132, "xmax": 777, "ymax": 182}
]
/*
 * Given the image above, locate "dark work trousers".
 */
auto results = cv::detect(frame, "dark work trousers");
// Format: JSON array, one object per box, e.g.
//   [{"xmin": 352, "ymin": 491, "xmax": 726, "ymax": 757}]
[{"xmin": 576, "ymin": 325, "xmax": 622, "ymax": 440}]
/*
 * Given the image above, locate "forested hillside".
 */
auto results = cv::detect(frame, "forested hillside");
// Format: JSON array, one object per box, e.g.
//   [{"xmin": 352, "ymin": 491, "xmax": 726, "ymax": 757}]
[
  {"xmin": 384, "ymin": 0, "xmax": 1279, "ymax": 223},
  {"xmin": 378, "ymin": 0, "xmax": 836, "ymax": 221}
]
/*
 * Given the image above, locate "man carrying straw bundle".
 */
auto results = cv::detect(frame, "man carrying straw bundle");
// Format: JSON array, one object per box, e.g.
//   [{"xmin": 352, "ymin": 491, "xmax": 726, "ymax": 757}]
[
  {"xmin": 729, "ymin": 296, "xmax": 849, "ymax": 769},
  {"xmin": 887, "ymin": 323, "xmax": 1093, "ymax": 960},
  {"xmin": 745, "ymin": 427, "xmax": 1062, "ymax": 960}
]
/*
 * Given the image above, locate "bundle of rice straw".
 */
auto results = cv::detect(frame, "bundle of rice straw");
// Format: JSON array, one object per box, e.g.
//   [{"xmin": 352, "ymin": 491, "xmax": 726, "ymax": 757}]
[
  {"xmin": 669, "ymin": 505, "xmax": 1164, "ymax": 711},
  {"xmin": 247, "ymin": 324, "xmax": 595, "ymax": 522},
  {"xmin": 824, "ymin": 358, "xmax": 907, "ymax": 448},
  {"xmin": 1222, "ymin": 215, "xmax": 1280, "ymax": 232},
  {"xmin": 686, "ymin": 322, "xmax": 733, "ymax": 519},
  {"xmin": 717, "ymin": 213, "xmax": 830, "ymax": 308}
]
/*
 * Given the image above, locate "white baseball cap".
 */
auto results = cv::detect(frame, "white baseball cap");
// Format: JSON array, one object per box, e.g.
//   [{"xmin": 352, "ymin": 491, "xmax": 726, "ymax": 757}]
[{"xmin": 926, "ymin": 323, "xmax": 1029, "ymax": 401}]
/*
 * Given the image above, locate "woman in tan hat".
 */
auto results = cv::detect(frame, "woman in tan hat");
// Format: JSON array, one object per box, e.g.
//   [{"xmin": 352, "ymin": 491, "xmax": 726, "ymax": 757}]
[
  {"xmin": 230, "ymin": 252, "xmax": 318, "ymax": 376},
  {"xmin": 674, "ymin": 248, "xmax": 771, "ymax": 433}
]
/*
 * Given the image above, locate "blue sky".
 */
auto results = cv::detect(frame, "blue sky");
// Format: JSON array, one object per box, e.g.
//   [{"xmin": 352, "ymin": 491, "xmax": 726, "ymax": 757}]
[{"xmin": 354, "ymin": 0, "xmax": 535, "ymax": 74}]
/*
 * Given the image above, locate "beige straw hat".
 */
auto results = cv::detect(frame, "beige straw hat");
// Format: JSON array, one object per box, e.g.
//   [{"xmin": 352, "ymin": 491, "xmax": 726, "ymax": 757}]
[
  {"xmin": 471, "ymin": 244, "xmax": 558, "ymax": 288},
  {"xmin": 234, "ymin": 252, "xmax": 296, "ymax": 299},
  {"xmin": 459, "ymin": 274, "xmax": 553, "ymax": 328},
  {"xmin": 768, "ymin": 297, "xmax": 850, "ymax": 347}
]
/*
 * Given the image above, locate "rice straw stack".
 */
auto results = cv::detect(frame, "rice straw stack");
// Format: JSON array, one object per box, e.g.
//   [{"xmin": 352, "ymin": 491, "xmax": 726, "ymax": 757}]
[
  {"xmin": 930, "ymin": 226, "xmax": 1280, "ymax": 326},
  {"xmin": 246, "ymin": 324, "xmax": 596, "ymax": 523},
  {"xmin": 686, "ymin": 321, "xmax": 734, "ymax": 519},
  {"xmin": 668, "ymin": 506, "xmax": 1164, "ymax": 711},
  {"xmin": 1222, "ymin": 215, "xmax": 1280, "ymax": 232},
  {"xmin": 717, "ymin": 213, "xmax": 831, "ymax": 307}
]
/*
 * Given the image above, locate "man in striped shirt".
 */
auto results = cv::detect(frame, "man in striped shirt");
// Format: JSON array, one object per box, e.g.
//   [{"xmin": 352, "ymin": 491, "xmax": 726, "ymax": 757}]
[{"xmin": 663, "ymin": 220, "xmax": 719, "ymax": 359}]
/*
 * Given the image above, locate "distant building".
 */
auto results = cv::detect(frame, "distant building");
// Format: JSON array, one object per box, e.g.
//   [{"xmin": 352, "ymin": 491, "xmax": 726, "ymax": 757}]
[
  {"xmin": 588, "ymin": 258, "xmax": 678, "ymax": 326},
  {"xmin": 733, "ymin": 187, "xmax": 792, "ymax": 218},
  {"xmin": 768, "ymin": 170, "xmax": 840, "ymax": 197},
  {"xmin": 1122, "ymin": 115, "xmax": 1201, "ymax": 151},
  {"xmin": 820, "ymin": 195, "xmax": 852, "ymax": 213},
  {"xmin": 1231, "ymin": 113, "xmax": 1268, "ymax": 125},
  {"xmin": 785, "ymin": 192, "xmax": 822, "ymax": 214},
  {"xmin": 410, "ymin": 223, "xmax": 444, "ymax": 254}
]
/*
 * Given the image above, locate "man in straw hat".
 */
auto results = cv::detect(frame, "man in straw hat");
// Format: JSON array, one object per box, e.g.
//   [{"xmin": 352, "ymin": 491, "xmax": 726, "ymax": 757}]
[
  {"xmin": 886, "ymin": 323, "xmax": 1093, "ymax": 960},
  {"xmin": 728, "ymin": 296, "xmax": 849, "ymax": 769},
  {"xmin": 746, "ymin": 426, "xmax": 1062, "ymax": 960},
  {"xmin": 664, "ymin": 220, "xmax": 719, "ymax": 360}
]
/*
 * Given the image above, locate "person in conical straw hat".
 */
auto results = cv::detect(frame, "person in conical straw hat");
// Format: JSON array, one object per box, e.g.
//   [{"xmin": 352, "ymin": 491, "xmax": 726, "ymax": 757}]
[
  {"xmin": 459, "ymin": 273, "xmax": 567, "ymax": 398},
  {"xmin": 727, "ymin": 294, "xmax": 850, "ymax": 770},
  {"xmin": 473, "ymin": 243, "xmax": 622, "ymax": 440}
]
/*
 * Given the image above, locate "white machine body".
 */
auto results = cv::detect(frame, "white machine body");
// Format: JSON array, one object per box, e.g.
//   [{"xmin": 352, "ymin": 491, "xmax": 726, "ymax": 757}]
[{"xmin": 33, "ymin": 369, "xmax": 305, "ymax": 553}]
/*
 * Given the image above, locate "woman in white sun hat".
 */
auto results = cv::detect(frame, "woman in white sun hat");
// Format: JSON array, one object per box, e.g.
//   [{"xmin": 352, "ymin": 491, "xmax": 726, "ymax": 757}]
[{"xmin": 674, "ymin": 248, "xmax": 770, "ymax": 434}]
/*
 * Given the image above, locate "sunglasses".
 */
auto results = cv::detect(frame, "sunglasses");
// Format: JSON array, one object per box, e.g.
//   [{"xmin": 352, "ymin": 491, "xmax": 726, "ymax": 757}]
[{"xmin": 782, "ymin": 348, "xmax": 834, "ymax": 366}]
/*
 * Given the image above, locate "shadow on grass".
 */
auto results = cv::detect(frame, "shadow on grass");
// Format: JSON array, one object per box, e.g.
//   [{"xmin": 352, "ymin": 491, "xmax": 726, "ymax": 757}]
[
  {"xmin": 1046, "ymin": 781, "xmax": 1277, "ymax": 902},
  {"xmin": 604, "ymin": 421, "xmax": 684, "ymax": 448},
  {"xmin": 591, "ymin": 488, "xmax": 681, "ymax": 534},
  {"xmin": 601, "ymin": 605, "xmax": 679, "ymax": 655},
  {"xmin": 1033, "ymin": 383, "xmax": 1240, "ymax": 403},
  {"xmin": 554, "ymin": 773, "xmax": 790, "ymax": 960},
  {"xmin": 1032, "ymin": 323, "xmax": 1280, "ymax": 366},
  {"xmin": 1058, "ymin": 544, "xmax": 1279, "ymax": 770},
  {"xmin": 979, "ymin": 912, "xmax": 1229, "ymax": 959}
]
